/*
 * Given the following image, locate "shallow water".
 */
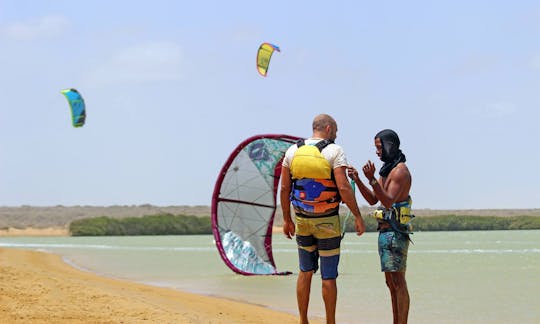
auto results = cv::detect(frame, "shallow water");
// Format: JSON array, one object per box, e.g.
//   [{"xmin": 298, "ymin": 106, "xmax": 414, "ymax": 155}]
[{"xmin": 1, "ymin": 230, "xmax": 539, "ymax": 323}]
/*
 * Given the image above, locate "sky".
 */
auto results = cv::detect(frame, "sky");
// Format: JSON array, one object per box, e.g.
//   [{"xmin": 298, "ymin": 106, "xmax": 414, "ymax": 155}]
[{"xmin": 1, "ymin": 1, "xmax": 540, "ymax": 209}]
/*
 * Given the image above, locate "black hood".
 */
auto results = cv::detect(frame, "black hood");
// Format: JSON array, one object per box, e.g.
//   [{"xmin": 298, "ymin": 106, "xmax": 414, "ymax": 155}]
[{"xmin": 375, "ymin": 129, "xmax": 406, "ymax": 177}]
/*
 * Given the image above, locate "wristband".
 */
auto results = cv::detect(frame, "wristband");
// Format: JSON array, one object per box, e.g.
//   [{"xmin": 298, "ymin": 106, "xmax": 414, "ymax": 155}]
[{"xmin": 369, "ymin": 178, "xmax": 378, "ymax": 186}]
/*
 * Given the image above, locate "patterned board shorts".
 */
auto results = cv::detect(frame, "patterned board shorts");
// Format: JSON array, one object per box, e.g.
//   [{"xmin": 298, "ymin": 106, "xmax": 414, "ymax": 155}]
[
  {"xmin": 295, "ymin": 215, "xmax": 341, "ymax": 279},
  {"xmin": 378, "ymin": 230, "xmax": 409, "ymax": 272}
]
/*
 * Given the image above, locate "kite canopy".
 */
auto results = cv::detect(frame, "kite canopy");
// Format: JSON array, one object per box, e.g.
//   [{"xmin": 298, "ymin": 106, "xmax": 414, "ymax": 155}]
[
  {"xmin": 60, "ymin": 88, "xmax": 86, "ymax": 127},
  {"xmin": 256, "ymin": 43, "xmax": 280, "ymax": 77},
  {"xmin": 212, "ymin": 134, "xmax": 301, "ymax": 275}
]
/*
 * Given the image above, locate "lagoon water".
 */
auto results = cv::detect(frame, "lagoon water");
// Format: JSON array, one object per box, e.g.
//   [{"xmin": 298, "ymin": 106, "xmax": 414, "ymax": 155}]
[{"xmin": 1, "ymin": 230, "xmax": 539, "ymax": 323}]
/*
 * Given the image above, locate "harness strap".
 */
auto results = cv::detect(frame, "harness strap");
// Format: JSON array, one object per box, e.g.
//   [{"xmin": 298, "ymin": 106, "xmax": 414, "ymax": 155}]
[
  {"xmin": 296, "ymin": 138, "xmax": 334, "ymax": 150},
  {"xmin": 392, "ymin": 196, "xmax": 411, "ymax": 208},
  {"xmin": 293, "ymin": 185, "xmax": 338, "ymax": 191},
  {"xmin": 295, "ymin": 210, "xmax": 339, "ymax": 218}
]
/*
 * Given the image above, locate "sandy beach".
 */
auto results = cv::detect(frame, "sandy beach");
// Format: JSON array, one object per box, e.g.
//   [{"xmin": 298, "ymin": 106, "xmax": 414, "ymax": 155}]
[
  {"xmin": 0, "ymin": 227, "xmax": 69, "ymax": 237},
  {"xmin": 0, "ymin": 248, "xmax": 321, "ymax": 324}
]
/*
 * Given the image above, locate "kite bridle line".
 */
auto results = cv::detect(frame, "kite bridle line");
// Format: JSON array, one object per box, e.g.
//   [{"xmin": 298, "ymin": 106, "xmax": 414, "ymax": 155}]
[{"xmin": 340, "ymin": 179, "xmax": 356, "ymax": 240}]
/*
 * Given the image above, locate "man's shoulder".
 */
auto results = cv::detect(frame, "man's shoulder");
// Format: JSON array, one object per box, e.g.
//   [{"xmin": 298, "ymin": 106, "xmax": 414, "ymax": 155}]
[
  {"xmin": 389, "ymin": 162, "xmax": 411, "ymax": 179},
  {"xmin": 300, "ymin": 139, "xmax": 343, "ymax": 151},
  {"xmin": 327, "ymin": 143, "xmax": 345, "ymax": 155}
]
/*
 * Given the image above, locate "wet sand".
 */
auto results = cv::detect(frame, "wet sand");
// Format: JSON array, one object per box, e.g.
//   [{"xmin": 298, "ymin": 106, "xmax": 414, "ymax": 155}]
[{"xmin": 0, "ymin": 248, "xmax": 322, "ymax": 323}]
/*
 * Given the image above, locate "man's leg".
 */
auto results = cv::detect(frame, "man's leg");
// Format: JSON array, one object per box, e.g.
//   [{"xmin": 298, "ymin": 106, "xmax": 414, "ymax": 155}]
[
  {"xmin": 385, "ymin": 272, "xmax": 398, "ymax": 324},
  {"xmin": 297, "ymin": 270, "xmax": 314, "ymax": 324},
  {"xmin": 380, "ymin": 230, "xmax": 409, "ymax": 324},
  {"xmin": 319, "ymin": 251, "xmax": 339, "ymax": 324},
  {"xmin": 321, "ymin": 278, "xmax": 337, "ymax": 324},
  {"xmin": 295, "ymin": 216, "xmax": 318, "ymax": 324},
  {"xmin": 387, "ymin": 272, "xmax": 409, "ymax": 324}
]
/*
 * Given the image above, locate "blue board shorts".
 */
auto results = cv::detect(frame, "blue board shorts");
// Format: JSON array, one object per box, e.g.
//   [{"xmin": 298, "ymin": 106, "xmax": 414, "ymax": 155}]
[
  {"xmin": 378, "ymin": 230, "xmax": 409, "ymax": 272},
  {"xmin": 295, "ymin": 215, "xmax": 341, "ymax": 280}
]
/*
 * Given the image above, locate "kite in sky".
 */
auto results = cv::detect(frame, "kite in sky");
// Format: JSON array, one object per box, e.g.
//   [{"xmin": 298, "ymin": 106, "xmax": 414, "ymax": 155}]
[
  {"xmin": 60, "ymin": 88, "xmax": 86, "ymax": 127},
  {"xmin": 256, "ymin": 43, "xmax": 280, "ymax": 77},
  {"xmin": 212, "ymin": 134, "xmax": 301, "ymax": 275}
]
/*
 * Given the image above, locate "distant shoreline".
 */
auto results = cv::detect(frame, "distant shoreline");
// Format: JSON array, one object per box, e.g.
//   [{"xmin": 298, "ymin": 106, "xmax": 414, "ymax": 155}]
[
  {"xmin": 0, "ymin": 226, "xmax": 281, "ymax": 237},
  {"xmin": 1, "ymin": 205, "xmax": 540, "ymax": 237}
]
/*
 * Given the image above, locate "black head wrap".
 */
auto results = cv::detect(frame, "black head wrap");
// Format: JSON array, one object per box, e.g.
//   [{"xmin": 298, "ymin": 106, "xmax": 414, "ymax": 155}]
[{"xmin": 375, "ymin": 129, "xmax": 406, "ymax": 177}]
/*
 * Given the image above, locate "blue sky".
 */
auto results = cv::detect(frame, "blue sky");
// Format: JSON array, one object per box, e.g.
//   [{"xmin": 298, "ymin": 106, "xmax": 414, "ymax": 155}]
[{"xmin": 1, "ymin": 1, "xmax": 540, "ymax": 209}]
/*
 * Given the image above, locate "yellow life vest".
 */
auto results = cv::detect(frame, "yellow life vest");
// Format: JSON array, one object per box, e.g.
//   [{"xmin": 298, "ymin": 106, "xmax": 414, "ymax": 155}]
[
  {"xmin": 290, "ymin": 140, "xmax": 332, "ymax": 180},
  {"xmin": 289, "ymin": 139, "xmax": 340, "ymax": 217}
]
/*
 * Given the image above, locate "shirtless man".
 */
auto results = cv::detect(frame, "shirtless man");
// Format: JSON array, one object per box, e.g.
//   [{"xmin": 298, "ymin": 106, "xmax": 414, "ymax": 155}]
[{"xmin": 348, "ymin": 129, "xmax": 412, "ymax": 324}]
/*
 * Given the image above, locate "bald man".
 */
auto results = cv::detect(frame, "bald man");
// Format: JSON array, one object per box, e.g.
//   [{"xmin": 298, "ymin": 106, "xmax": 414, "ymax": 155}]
[{"xmin": 281, "ymin": 114, "xmax": 365, "ymax": 324}]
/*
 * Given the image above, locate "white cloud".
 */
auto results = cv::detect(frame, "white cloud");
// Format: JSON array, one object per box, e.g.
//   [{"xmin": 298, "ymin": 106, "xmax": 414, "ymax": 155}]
[
  {"xmin": 452, "ymin": 54, "xmax": 498, "ymax": 76},
  {"xmin": 531, "ymin": 53, "xmax": 540, "ymax": 70},
  {"xmin": 84, "ymin": 42, "xmax": 184, "ymax": 87},
  {"xmin": 474, "ymin": 102, "xmax": 517, "ymax": 118},
  {"xmin": 462, "ymin": 101, "xmax": 518, "ymax": 120},
  {"xmin": 1, "ymin": 15, "xmax": 69, "ymax": 40},
  {"xmin": 230, "ymin": 25, "xmax": 261, "ymax": 42}
]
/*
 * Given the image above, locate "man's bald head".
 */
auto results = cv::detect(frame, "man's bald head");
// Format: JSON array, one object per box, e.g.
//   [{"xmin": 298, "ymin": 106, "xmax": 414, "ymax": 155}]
[
  {"xmin": 312, "ymin": 114, "xmax": 338, "ymax": 141},
  {"xmin": 312, "ymin": 114, "xmax": 337, "ymax": 132}
]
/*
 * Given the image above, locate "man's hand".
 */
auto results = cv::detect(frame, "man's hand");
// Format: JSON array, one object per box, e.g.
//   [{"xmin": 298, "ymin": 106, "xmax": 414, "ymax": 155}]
[
  {"xmin": 362, "ymin": 160, "xmax": 376, "ymax": 181},
  {"xmin": 347, "ymin": 165, "xmax": 358, "ymax": 179},
  {"xmin": 283, "ymin": 219, "xmax": 295, "ymax": 239},
  {"xmin": 355, "ymin": 217, "xmax": 366, "ymax": 236}
]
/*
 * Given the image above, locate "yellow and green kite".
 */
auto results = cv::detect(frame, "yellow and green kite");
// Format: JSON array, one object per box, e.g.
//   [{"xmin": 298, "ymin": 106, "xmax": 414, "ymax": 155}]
[{"xmin": 256, "ymin": 43, "xmax": 280, "ymax": 77}]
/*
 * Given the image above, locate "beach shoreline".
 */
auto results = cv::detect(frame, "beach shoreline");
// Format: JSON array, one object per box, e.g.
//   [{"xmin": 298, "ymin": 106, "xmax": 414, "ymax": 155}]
[
  {"xmin": 0, "ymin": 227, "xmax": 69, "ymax": 237},
  {"xmin": 0, "ymin": 247, "xmax": 322, "ymax": 323}
]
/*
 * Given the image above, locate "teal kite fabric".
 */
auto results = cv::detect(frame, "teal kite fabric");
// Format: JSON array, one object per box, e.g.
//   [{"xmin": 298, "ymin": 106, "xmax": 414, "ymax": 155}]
[{"xmin": 61, "ymin": 88, "xmax": 86, "ymax": 127}]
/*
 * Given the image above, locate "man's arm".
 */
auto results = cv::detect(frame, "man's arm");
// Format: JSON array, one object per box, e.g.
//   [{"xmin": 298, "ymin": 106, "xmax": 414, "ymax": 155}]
[
  {"xmin": 280, "ymin": 166, "xmax": 295, "ymax": 239},
  {"xmin": 347, "ymin": 166, "xmax": 378, "ymax": 205},
  {"xmin": 334, "ymin": 166, "xmax": 365, "ymax": 236},
  {"xmin": 364, "ymin": 163, "xmax": 409, "ymax": 209}
]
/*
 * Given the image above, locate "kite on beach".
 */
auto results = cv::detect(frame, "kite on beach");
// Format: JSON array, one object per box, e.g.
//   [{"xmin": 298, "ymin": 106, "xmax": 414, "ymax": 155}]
[
  {"xmin": 60, "ymin": 88, "xmax": 86, "ymax": 127},
  {"xmin": 256, "ymin": 43, "xmax": 280, "ymax": 77},
  {"xmin": 212, "ymin": 134, "xmax": 301, "ymax": 275}
]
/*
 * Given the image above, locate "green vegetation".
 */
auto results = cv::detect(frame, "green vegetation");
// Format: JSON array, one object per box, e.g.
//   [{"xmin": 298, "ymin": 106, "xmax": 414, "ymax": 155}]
[
  {"xmin": 69, "ymin": 213, "xmax": 540, "ymax": 236},
  {"xmin": 344, "ymin": 214, "xmax": 540, "ymax": 232},
  {"xmin": 69, "ymin": 214, "xmax": 211, "ymax": 236},
  {"xmin": 342, "ymin": 214, "xmax": 378, "ymax": 232}
]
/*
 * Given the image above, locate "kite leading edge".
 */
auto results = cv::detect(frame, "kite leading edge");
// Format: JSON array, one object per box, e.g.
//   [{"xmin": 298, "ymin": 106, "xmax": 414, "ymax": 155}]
[{"xmin": 212, "ymin": 134, "xmax": 301, "ymax": 275}]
